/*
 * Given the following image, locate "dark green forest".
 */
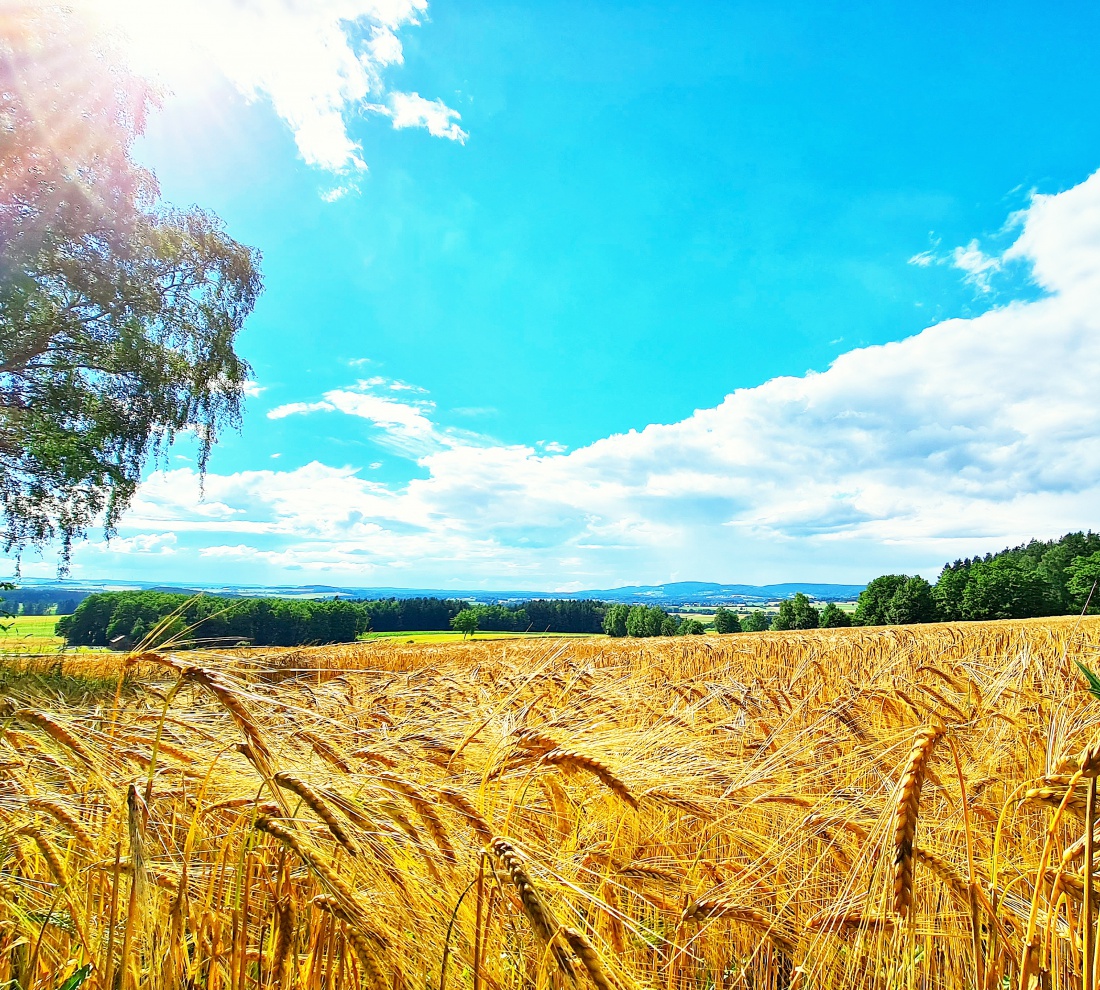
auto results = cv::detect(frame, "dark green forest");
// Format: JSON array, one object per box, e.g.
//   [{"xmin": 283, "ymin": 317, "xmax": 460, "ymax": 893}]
[
  {"xmin": 853, "ymin": 530, "xmax": 1100, "ymax": 626},
  {"xmin": 600, "ymin": 604, "xmax": 705, "ymax": 637},
  {"xmin": 456, "ymin": 600, "xmax": 607, "ymax": 633},
  {"xmin": 55, "ymin": 593, "xmax": 609, "ymax": 647},
  {"xmin": 757, "ymin": 531, "xmax": 1100, "ymax": 632},
  {"xmin": 57, "ymin": 592, "xmax": 367, "ymax": 647},
  {"xmin": 0, "ymin": 587, "xmax": 86, "ymax": 615}
]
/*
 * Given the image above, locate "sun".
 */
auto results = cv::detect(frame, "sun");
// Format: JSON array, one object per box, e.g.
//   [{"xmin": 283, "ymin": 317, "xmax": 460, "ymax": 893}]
[{"xmin": 73, "ymin": 0, "xmax": 219, "ymax": 98}]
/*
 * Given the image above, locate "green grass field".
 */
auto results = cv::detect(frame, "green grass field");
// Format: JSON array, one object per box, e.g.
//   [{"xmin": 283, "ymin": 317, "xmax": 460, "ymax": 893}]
[
  {"xmin": 0, "ymin": 613, "xmax": 66, "ymax": 653},
  {"xmin": 358, "ymin": 629, "xmax": 599, "ymax": 644},
  {"xmin": 0, "ymin": 617, "xmax": 596, "ymax": 654}
]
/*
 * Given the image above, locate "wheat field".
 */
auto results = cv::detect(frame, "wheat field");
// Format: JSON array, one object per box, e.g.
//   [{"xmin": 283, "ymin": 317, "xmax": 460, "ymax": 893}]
[{"xmin": 2, "ymin": 616, "xmax": 1100, "ymax": 990}]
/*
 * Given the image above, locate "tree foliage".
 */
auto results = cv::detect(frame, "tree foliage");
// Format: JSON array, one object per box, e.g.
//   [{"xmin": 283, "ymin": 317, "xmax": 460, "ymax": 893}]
[
  {"xmin": 853, "ymin": 575, "xmax": 907, "ymax": 625},
  {"xmin": 0, "ymin": 586, "xmax": 85, "ymax": 615},
  {"xmin": 58, "ymin": 592, "xmax": 609, "ymax": 646},
  {"xmin": 819, "ymin": 603, "xmax": 850, "ymax": 628},
  {"xmin": 888, "ymin": 576, "xmax": 937, "ymax": 624},
  {"xmin": 713, "ymin": 606, "xmax": 741, "ymax": 634},
  {"xmin": 525, "ymin": 599, "xmax": 607, "ymax": 632},
  {"xmin": 1067, "ymin": 552, "xmax": 1100, "ymax": 613},
  {"xmin": 858, "ymin": 531, "xmax": 1100, "ymax": 626},
  {"xmin": 604, "ymin": 603, "xmax": 678, "ymax": 638},
  {"xmin": 450, "ymin": 609, "xmax": 479, "ymax": 639},
  {"xmin": 357, "ymin": 597, "xmax": 468, "ymax": 632},
  {"xmin": 626, "ymin": 605, "xmax": 664, "ymax": 638},
  {"xmin": 0, "ymin": 6, "xmax": 262, "ymax": 568},
  {"xmin": 460, "ymin": 599, "xmax": 606, "ymax": 633},
  {"xmin": 603, "ymin": 604, "xmax": 629, "ymax": 637},
  {"xmin": 819, "ymin": 602, "xmax": 852, "ymax": 628},
  {"xmin": 57, "ymin": 592, "xmax": 365, "ymax": 648},
  {"xmin": 771, "ymin": 592, "xmax": 820, "ymax": 631},
  {"xmin": 741, "ymin": 610, "xmax": 771, "ymax": 632},
  {"xmin": 957, "ymin": 560, "xmax": 1047, "ymax": 621},
  {"xmin": 853, "ymin": 575, "xmax": 935, "ymax": 625}
]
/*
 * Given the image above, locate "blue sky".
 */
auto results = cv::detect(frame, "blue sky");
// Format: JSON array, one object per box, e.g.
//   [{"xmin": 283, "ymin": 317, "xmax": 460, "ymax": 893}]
[{"xmin": 17, "ymin": 0, "xmax": 1100, "ymax": 589}]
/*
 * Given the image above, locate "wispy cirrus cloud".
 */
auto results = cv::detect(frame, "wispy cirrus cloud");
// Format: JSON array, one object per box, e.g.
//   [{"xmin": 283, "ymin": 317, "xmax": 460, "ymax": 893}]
[
  {"xmin": 950, "ymin": 239, "xmax": 1003, "ymax": 293},
  {"xmin": 376, "ymin": 91, "xmax": 469, "ymax": 142},
  {"xmin": 909, "ymin": 237, "xmax": 1004, "ymax": 292},
  {"xmin": 267, "ymin": 377, "xmax": 478, "ymax": 457},
  {"xmin": 79, "ymin": 0, "xmax": 466, "ymax": 173}
]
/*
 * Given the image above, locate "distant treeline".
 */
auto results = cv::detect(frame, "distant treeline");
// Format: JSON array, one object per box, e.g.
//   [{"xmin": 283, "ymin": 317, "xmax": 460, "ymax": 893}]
[
  {"xmin": 56, "ymin": 592, "xmax": 611, "ymax": 647},
  {"xmin": 851, "ymin": 530, "xmax": 1100, "ymax": 628},
  {"xmin": 602, "ymin": 604, "xmax": 708, "ymax": 637},
  {"xmin": 0, "ymin": 588, "xmax": 87, "ymax": 616},
  {"xmin": 58, "ymin": 592, "xmax": 366, "ymax": 647},
  {"xmin": 48, "ymin": 531, "xmax": 1097, "ymax": 647},
  {"xmin": 457, "ymin": 600, "xmax": 607, "ymax": 634},
  {"xmin": 358, "ymin": 597, "xmax": 468, "ymax": 632}
]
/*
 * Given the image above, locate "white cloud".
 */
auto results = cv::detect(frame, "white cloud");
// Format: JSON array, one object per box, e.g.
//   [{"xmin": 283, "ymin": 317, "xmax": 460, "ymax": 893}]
[
  {"xmin": 951, "ymin": 238, "xmax": 1002, "ymax": 292},
  {"xmin": 380, "ymin": 91, "xmax": 468, "ymax": 142},
  {"xmin": 91, "ymin": 533, "xmax": 177, "ymax": 556},
  {"xmin": 1002, "ymin": 176, "xmax": 1100, "ymax": 295},
  {"xmin": 908, "ymin": 234, "xmax": 1008, "ymax": 294},
  {"xmin": 241, "ymin": 380, "xmax": 266, "ymax": 398},
  {"xmin": 320, "ymin": 185, "xmax": 355, "ymax": 203},
  {"xmin": 324, "ymin": 388, "xmax": 438, "ymax": 451},
  {"xmin": 267, "ymin": 400, "xmax": 336, "ymax": 420},
  {"xmin": 79, "ymin": 0, "xmax": 463, "ymax": 173},
  {"xmin": 71, "ymin": 168, "xmax": 1100, "ymax": 586},
  {"xmin": 267, "ymin": 377, "xmax": 480, "ymax": 456}
]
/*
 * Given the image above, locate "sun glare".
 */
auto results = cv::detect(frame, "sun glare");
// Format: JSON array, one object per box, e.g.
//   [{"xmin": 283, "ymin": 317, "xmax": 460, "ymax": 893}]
[{"xmin": 76, "ymin": 0, "xmax": 218, "ymax": 97}]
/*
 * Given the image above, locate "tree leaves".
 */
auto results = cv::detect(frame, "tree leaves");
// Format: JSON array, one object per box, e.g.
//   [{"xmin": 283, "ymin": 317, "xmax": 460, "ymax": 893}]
[{"xmin": 0, "ymin": 7, "xmax": 262, "ymax": 571}]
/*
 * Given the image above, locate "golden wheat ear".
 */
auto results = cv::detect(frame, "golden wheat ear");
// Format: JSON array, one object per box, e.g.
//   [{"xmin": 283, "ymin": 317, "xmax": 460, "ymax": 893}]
[
  {"xmin": 893, "ymin": 725, "xmax": 943, "ymax": 918},
  {"xmin": 273, "ymin": 771, "xmax": 360, "ymax": 855},
  {"xmin": 489, "ymin": 836, "xmax": 575, "ymax": 976}
]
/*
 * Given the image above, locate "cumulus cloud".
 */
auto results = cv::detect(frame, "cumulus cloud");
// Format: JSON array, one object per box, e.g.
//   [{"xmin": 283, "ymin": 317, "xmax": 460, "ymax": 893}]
[
  {"xmin": 81, "ymin": 0, "xmax": 465, "ymax": 172},
  {"xmin": 83, "ymin": 169, "xmax": 1100, "ymax": 585}
]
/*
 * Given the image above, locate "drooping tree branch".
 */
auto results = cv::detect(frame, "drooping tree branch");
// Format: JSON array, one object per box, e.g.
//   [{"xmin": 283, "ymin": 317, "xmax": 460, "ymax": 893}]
[{"xmin": 0, "ymin": 4, "xmax": 263, "ymax": 571}]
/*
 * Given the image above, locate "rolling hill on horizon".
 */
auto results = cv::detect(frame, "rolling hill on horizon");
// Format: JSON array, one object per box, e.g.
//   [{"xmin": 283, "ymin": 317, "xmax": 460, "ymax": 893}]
[{"xmin": 13, "ymin": 576, "xmax": 864, "ymax": 609}]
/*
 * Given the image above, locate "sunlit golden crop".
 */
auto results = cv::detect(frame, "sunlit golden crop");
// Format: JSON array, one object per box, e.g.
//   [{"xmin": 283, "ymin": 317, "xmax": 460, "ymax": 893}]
[{"xmin": 2, "ymin": 616, "xmax": 1100, "ymax": 988}]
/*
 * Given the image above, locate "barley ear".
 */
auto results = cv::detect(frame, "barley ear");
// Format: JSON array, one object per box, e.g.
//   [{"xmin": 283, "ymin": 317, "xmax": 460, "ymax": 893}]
[
  {"xmin": 893, "ymin": 725, "xmax": 943, "ymax": 918},
  {"xmin": 563, "ymin": 927, "xmax": 615, "ymax": 990}
]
